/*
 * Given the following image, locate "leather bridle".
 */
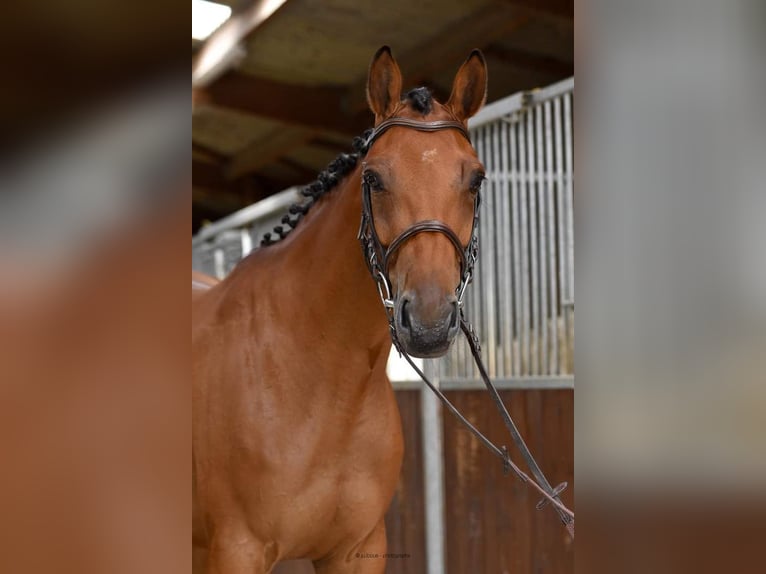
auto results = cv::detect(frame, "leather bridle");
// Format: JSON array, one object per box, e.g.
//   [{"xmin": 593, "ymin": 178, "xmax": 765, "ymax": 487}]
[
  {"xmin": 357, "ymin": 116, "xmax": 576, "ymax": 539},
  {"xmin": 357, "ymin": 118, "xmax": 480, "ymax": 336}
]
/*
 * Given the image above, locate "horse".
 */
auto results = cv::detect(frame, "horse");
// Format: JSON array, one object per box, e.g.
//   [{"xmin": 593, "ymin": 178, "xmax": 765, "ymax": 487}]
[{"xmin": 192, "ymin": 46, "xmax": 488, "ymax": 574}]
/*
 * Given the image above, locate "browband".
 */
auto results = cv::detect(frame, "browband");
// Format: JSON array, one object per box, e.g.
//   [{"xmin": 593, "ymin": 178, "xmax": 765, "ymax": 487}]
[{"xmin": 364, "ymin": 118, "xmax": 471, "ymax": 150}]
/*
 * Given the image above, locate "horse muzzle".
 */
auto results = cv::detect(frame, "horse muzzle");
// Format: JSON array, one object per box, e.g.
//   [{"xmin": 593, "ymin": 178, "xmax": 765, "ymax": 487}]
[{"xmin": 394, "ymin": 291, "xmax": 460, "ymax": 358}]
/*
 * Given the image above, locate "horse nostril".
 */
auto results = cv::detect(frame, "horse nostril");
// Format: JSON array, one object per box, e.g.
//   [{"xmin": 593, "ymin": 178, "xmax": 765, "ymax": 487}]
[
  {"xmin": 450, "ymin": 301, "xmax": 459, "ymax": 330},
  {"xmin": 400, "ymin": 299, "xmax": 411, "ymax": 331}
]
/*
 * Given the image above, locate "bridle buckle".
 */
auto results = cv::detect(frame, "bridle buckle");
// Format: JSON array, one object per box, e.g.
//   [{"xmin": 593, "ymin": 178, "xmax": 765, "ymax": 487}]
[
  {"xmin": 456, "ymin": 271, "xmax": 472, "ymax": 308},
  {"xmin": 375, "ymin": 270, "xmax": 395, "ymax": 310}
]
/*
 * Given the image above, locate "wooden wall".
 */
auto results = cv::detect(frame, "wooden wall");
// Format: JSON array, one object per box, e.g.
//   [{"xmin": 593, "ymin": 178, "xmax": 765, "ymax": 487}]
[
  {"xmin": 273, "ymin": 388, "xmax": 573, "ymax": 574},
  {"xmin": 441, "ymin": 389, "xmax": 574, "ymax": 573}
]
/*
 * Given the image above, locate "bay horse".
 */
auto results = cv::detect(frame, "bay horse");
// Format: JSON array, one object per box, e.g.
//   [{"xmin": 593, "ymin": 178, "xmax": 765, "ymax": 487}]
[{"xmin": 192, "ymin": 46, "xmax": 488, "ymax": 573}]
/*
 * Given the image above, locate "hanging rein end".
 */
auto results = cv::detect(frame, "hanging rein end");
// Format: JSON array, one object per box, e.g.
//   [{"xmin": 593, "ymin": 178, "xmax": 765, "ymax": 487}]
[
  {"xmin": 535, "ymin": 481, "xmax": 575, "ymax": 540},
  {"xmin": 565, "ymin": 520, "xmax": 575, "ymax": 539},
  {"xmin": 535, "ymin": 482, "xmax": 568, "ymax": 511}
]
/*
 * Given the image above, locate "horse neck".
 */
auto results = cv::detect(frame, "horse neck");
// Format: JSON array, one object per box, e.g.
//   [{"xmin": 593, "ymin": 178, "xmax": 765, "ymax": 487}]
[{"xmin": 271, "ymin": 167, "xmax": 392, "ymax": 376}]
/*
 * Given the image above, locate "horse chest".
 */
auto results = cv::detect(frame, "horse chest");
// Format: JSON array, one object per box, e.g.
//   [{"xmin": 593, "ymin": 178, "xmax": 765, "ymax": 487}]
[{"xmin": 241, "ymin": 375, "xmax": 403, "ymax": 555}]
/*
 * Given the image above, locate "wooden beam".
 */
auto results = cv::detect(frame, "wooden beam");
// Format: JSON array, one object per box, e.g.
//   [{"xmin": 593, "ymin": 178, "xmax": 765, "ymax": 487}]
[
  {"xmin": 192, "ymin": 0, "xmax": 290, "ymax": 87},
  {"xmin": 193, "ymin": 159, "xmax": 265, "ymax": 203},
  {"xmin": 309, "ymin": 136, "xmax": 352, "ymax": 154},
  {"xmin": 193, "ymin": 159, "xmax": 228, "ymax": 191},
  {"xmin": 483, "ymin": 44, "xmax": 573, "ymax": 78},
  {"xmin": 224, "ymin": 125, "xmax": 314, "ymax": 180},
  {"xmin": 503, "ymin": 0, "xmax": 573, "ymax": 19},
  {"xmin": 192, "ymin": 187, "xmax": 251, "ymax": 217},
  {"xmin": 192, "ymin": 142, "xmax": 226, "ymax": 164},
  {"xmin": 278, "ymin": 158, "xmax": 320, "ymax": 184},
  {"xmin": 195, "ymin": 72, "xmax": 372, "ymax": 136},
  {"xmin": 345, "ymin": 3, "xmax": 530, "ymax": 112}
]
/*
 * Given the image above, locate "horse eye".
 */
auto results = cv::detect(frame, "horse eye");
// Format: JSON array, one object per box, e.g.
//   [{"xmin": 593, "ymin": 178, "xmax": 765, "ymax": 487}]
[
  {"xmin": 363, "ymin": 171, "xmax": 384, "ymax": 192},
  {"xmin": 470, "ymin": 173, "xmax": 486, "ymax": 194}
]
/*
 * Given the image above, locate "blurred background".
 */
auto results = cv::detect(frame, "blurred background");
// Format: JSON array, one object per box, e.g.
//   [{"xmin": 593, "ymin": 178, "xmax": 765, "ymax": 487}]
[
  {"xmin": 0, "ymin": 0, "xmax": 763, "ymax": 573},
  {"xmin": 0, "ymin": 3, "xmax": 188, "ymax": 574},
  {"xmin": 577, "ymin": 1, "xmax": 766, "ymax": 572}
]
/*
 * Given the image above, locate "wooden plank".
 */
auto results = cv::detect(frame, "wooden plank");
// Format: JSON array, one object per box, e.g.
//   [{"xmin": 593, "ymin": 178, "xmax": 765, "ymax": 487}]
[
  {"xmin": 193, "ymin": 159, "xmax": 228, "ymax": 191},
  {"xmin": 196, "ymin": 72, "xmax": 372, "ymax": 135},
  {"xmin": 484, "ymin": 44, "xmax": 573, "ymax": 77},
  {"xmin": 442, "ymin": 389, "xmax": 573, "ymax": 573},
  {"xmin": 504, "ymin": 0, "xmax": 573, "ymax": 19},
  {"xmin": 192, "ymin": 187, "xmax": 252, "ymax": 220},
  {"xmin": 193, "ymin": 160, "xmax": 269, "ymax": 206},
  {"xmin": 345, "ymin": 3, "xmax": 530, "ymax": 112},
  {"xmin": 192, "ymin": 0, "xmax": 290, "ymax": 86},
  {"xmin": 192, "ymin": 142, "xmax": 226, "ymax": 164},
  {"xmin": 224, "ymin": 125, "xmax": 314, "ymax": 180},
  {"xmin": 277, "ymin": 158, "xmax": 321, "ymax": 184}
]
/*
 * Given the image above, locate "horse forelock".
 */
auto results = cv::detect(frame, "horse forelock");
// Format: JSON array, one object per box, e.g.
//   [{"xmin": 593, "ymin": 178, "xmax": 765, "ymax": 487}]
[{"xmin": 405, "ymin": 87, "xmax": 433, "ymax": 116}]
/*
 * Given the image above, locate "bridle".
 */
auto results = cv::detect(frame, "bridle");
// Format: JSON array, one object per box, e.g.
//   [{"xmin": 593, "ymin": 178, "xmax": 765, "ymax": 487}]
[
  {"xmin": 357, "ymin": 116, "xmax": 575, "ymax": 539},
  {"xmin": 358, "ymin": 118, "xmax": 480, "ymax": 337}
]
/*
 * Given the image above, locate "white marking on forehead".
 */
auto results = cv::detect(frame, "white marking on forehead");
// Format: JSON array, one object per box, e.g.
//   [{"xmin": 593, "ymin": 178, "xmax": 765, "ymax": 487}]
[{"xmin": 421, "ymin": 148, "xmax": 438, "ymax": 163}]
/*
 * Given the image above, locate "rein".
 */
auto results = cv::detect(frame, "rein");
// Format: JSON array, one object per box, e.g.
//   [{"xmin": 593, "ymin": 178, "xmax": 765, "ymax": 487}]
[{"xmin": 357, "ymin": 116, "xmax": 575, "ymax": 539}]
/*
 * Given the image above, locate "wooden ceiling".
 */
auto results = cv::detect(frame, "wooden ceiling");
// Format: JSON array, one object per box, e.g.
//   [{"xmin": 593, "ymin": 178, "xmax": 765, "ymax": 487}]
[{"xmin": 192, "ymin": 0, "xmax": 573, "ymax": 230}]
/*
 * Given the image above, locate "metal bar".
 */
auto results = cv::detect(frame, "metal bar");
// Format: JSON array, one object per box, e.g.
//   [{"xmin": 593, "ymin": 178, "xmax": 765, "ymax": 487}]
[
  {"xmin": 390, "ymin": 376, "xmax": 575, "ymax": 391},
  {"xmin": 469, "ymin": 92, "xmax": 525, "ymax": 130},
  {"xmin": 485, "ymin": 123, "xmax": 499, "ymax": 377},
  {"xmin": 420, "ymin": 362, "xmax": 446, "ymax": 574},
  {"xmin": 193, "ymin": 0, "xmax": 289, "ymax": 87},
  {"xmin": 536, "ymin": 104, "xmax": 549, "ymax": 375},
  {"xmin": 528, "ymin": 77, "xmax": 575, "ymax": 106},
  {"xmin": 518, "ymin": 113, "xmax": 530, "ymax": 376},
  {"xmin": 554, "ymin": 96, "xmax": 567, "ymax": 373},
  {"xmin": 563, "ymin": 93, "xmax": 574, "ymax": 370},
  {"xmin": 564, "ymin": 93, "xmax": 574, "ymax": 305},
  {"xmin": 213, "ymin": 247, "xmax": 225, "ymax": 279},
  {"xmin": 193, "ymin": 186, "xmax": 300, "ymax": 246},
  {"xmin": 499, "ymin": 116, "xmax": 513, "ymax": 376},
  {"xmin": 469, "ymin": 77, "xmax": 574, "ymax": 130},
  {"xmin": 491, "ymin": 121, "xmax": 504, "ymax": 378},
  {"xmin": 527, "ymin": 109, "xmax": 540, "ymax": 376},
  {"xmin": 510, "ymin": 116, "xmax": 523, "ymax": 377},
  {"xmin": 544, "ymin": 99, "xmax": 560, "ymax": 375},
  {"xmin": 479, "ymin": 125, "xmax": 491, "ymax": 378},
  {"xmin": 240, "ymin": 227, "xmax": 253, "ymax": 257}
]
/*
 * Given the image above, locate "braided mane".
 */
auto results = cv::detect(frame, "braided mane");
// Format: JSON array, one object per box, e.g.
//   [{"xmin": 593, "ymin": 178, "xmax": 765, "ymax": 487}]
[
  {"xmin": 259, "ymin": 87, "xmax": 434, "ymax": 247},
  {"xmin": 259, "ymin": 128, "xmax": 373, "ymax": 247}
]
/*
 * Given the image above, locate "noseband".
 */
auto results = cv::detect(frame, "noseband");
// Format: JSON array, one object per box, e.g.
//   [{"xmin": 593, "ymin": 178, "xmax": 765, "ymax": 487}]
[{"xmin": 357, "ymin": 117, "xmax": 480, "ymax": 333}]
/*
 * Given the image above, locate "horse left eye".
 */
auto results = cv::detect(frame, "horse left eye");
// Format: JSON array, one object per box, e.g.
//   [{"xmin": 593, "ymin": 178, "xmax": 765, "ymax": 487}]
[{"xmin": 470, "ymin": 174, "xmax": 486, "ymax": 193}]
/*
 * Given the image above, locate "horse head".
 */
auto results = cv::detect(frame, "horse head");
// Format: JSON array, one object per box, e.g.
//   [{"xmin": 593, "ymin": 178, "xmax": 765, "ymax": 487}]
[{"xmin": 362, "ymin": 46, "xmax": 488, "ymax": 358}]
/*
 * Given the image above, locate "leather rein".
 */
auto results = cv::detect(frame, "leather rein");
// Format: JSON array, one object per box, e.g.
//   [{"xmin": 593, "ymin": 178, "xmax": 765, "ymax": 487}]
[{"xmin": 357, "ymin": 116, "xmax": 575, "ymax": 539}]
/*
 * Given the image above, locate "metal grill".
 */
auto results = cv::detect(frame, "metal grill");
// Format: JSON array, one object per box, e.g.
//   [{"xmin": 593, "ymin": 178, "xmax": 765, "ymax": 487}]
[
  {"xmin": 192, "ymin": 186, "xmax": 301, "ymax": 278},
  {"xmin": 439, "ymin": 77, "xmax": 574, "ymax": 388}
]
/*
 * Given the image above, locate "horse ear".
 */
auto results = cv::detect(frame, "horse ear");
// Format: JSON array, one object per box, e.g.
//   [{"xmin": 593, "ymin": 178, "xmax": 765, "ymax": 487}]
[
  {"xmin": 367, "ymin": 46, "xmax": 403, "ymax": 119},
  {"xmin": 447, "ymin": 49, "xmax": 488, "ymax": 121}
]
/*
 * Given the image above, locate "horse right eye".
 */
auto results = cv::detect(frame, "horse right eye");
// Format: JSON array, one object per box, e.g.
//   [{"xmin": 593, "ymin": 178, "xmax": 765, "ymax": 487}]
[{"xmin": 363, "ymin": 171, "xmax": 384, "ymax": 192}]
